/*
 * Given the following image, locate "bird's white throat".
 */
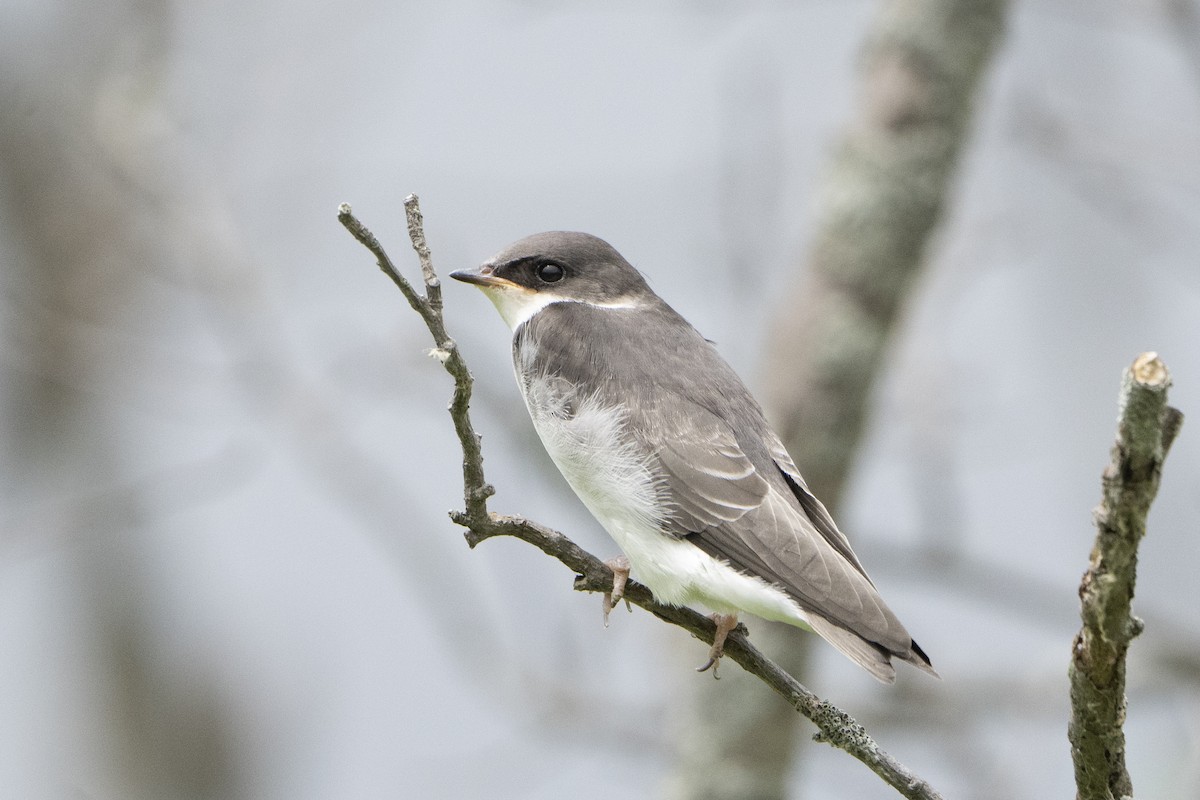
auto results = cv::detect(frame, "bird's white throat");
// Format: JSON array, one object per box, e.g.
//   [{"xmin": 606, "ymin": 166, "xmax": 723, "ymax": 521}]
[{"xmin": 478, "ymin": 285, "xmax": 643, "ymax": 331}]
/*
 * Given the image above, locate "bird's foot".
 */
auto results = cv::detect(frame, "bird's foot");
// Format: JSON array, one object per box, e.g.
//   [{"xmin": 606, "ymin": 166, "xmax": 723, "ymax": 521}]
[
  {"xmin": 695, "ymin": 613, "xmax": 739, "ymax": 679},
  {"xmin": 602, "ymin": 556, "xmax": 632, "ymax": 627}
]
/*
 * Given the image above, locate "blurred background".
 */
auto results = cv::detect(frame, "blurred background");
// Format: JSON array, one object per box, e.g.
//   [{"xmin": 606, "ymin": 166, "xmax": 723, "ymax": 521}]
[{"xmin": 2, "ymin": 1, "xmax": 1199, "ymax": 798}]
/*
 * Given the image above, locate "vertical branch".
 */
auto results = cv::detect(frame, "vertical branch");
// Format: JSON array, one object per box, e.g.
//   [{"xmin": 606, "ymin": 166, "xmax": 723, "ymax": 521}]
[
  {"xmin": 1068, "ymin": 352, "xmax": 1183, "ymax": 800},
  {"xmin": 403, "ymin": 195, "xmax": 442, "ymax": 315}
]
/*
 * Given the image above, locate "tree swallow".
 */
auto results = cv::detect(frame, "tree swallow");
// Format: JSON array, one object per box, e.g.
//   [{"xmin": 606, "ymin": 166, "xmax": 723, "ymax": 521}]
[{"xmin": 451, "ymin": 232, "xmax": 935, "ymax": 683}]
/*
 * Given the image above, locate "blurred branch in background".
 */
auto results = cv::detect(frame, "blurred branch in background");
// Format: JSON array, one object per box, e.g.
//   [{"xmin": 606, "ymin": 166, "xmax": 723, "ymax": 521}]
[
  {"xmin": 858, "ymin": 530, "xmax": 1200, "ymax": 684},
  {"xmin": 1069, "ymin": 353, "xmax": 1184, "ymax": 800},
  {"xmin": 671, "ymin": 1, "xmax": 1009, "ymax": 797},
  {"xmin": 763, "ymin": 0, "xmax": 1010, "ymax": 508},
  {"xmin": 338, "ymin": 199, "xmax": 946, "ymax": 800},
  {"xmin": 1164, "ymin": 0, "xmax": 1200, "ymax": 91},
  {"xmin": 0, "ymin": 2, "xmax": 238, "ymax": 797}
]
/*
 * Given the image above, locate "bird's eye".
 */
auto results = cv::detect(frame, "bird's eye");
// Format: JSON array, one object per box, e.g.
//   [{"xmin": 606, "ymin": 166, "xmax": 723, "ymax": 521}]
[{"xmin": 535, "ymin": 262, "xmax": 565, "ymax": 283}]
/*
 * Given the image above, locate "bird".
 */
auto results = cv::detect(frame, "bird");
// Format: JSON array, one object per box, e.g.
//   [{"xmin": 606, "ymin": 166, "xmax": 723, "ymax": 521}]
[{"xmin": 450, "ymin": 231, "xmax": 936, "ymax": 683}]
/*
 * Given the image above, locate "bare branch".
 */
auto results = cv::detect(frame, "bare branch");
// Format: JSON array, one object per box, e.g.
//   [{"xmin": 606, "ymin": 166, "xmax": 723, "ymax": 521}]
[
  {"xmin": 403, "ymin": 196, "xmax": 442, "ymax": 315},
  {"xmin": 338, "ymin": 199, "xmax": 493, "ymax": 517},
  {"xmin": 1068, "ymin": 351, "xmax": 1184, "ymax": 800},
  {"xmin": 338, "ymin": 202, "xmax": 944, "ymax": 800}
]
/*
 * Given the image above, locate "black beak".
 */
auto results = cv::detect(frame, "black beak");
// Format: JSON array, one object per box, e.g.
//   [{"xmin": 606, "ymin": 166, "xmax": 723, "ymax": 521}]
[{"xmin": 449, "ymin": 264, "xmax": 517, "ymax": 288}]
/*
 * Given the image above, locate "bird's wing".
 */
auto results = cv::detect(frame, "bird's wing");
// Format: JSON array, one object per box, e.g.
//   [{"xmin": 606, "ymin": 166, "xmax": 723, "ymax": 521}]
[
  {"xmin": 655, "ymin": 432, "xmax": 770, "ymax": 532},
  {"xmin": 643, "ymin": 398, "xmax": 914, "ymax": 657},
  {"xmin": 766, "ymin": 438, "xmax": 873, "ymax": 582}
]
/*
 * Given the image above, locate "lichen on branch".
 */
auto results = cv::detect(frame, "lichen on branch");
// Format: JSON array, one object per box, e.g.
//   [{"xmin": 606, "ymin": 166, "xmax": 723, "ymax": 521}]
[{"xmin": 1068, "ymin": 351, "xmax": 1183, "ymax": 800}]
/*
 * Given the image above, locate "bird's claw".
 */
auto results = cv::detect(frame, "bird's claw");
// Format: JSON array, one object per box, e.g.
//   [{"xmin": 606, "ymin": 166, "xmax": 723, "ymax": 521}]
[
  {"xmin": 602, "ymin": 556, "xmax": 632, "ymax": 627},
  {"xmin": 695, "ymin": 613, "xmax": 739, "ymax": 679},
  {"xmin": 695, "ymin": 655, "xmax": 721, "ymax": 678}
]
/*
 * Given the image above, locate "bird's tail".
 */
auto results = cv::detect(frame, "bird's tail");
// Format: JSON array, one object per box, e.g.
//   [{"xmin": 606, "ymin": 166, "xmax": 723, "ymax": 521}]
[{"xmin": 805, "ymin": 614, "xmax": 939, "ymax": 684}]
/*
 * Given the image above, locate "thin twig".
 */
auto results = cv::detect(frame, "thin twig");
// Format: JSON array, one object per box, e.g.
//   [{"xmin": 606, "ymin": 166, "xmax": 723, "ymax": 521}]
[
  {"xmin": 1068, "ymin": 351, "xmax": 1184, "ymax": 800},
  {"xmin": 338, "ymin": 199, "xmax": 493, "ymax": 516},
  {"xmin": 338, "ymin": 201, "xmax": 944, "ymax": 800},
  {"xmin": 403, "ymin": 196, "xmax": 441, "ymax": 316}
]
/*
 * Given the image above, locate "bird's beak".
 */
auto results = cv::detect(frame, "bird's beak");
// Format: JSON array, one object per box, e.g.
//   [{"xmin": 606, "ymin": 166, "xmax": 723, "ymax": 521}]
[{"xmin": 449, "ymin": 264, "xmax": 521, "ymax": 290}]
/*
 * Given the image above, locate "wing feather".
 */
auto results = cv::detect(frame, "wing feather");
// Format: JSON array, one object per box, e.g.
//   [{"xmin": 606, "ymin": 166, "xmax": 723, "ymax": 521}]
[
  {"xmin": 657, "ymin": 438, "xmax": 768, "ymax": 529},
  {"xmin": 636, "ymin": 400, "xmax": 910, "ymax": 652},
  {"xmin": 768, "ymin": 439, "xmax": 872, "ymax": 581}
]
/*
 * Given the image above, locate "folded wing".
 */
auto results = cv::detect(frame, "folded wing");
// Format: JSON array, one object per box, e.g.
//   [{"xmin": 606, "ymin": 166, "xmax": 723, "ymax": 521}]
[{"xmin": 644, "ymin": 399, "xmax": 934, "ymax": 681}]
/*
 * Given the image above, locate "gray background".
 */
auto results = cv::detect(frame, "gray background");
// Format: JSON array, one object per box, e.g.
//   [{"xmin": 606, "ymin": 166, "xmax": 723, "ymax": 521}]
[{"xmin": 2, "ymin": 1, "xmax": 1198, "ymax": 798}]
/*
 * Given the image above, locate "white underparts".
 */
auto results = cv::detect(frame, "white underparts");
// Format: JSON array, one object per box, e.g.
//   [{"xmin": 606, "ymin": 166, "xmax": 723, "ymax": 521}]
[{"xmin": 520, "ymin": 370, "xmax": 813, "ymax": 631}]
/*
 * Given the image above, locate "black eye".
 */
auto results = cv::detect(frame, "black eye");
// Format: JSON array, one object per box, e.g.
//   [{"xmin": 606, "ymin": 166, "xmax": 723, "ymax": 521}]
[{"xmin": 535, "ymin": 262, "xmax": 565, "ymax": 283}]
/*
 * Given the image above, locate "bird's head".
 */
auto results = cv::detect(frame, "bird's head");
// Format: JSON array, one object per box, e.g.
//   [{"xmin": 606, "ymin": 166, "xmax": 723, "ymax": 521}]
[{"xmin": 450, "ymin": 231, "xmax": 652, "ymax": 330}]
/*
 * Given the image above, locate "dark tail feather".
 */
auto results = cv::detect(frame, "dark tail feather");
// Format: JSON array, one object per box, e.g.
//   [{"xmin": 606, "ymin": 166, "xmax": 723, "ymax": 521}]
[
  {"xmin": 807, "ymin": 615, "xmax": 939, "ymax": 683},
  {"xmin": 904, "ymin": 638, "xmax": 940, "ymax": 678}
]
